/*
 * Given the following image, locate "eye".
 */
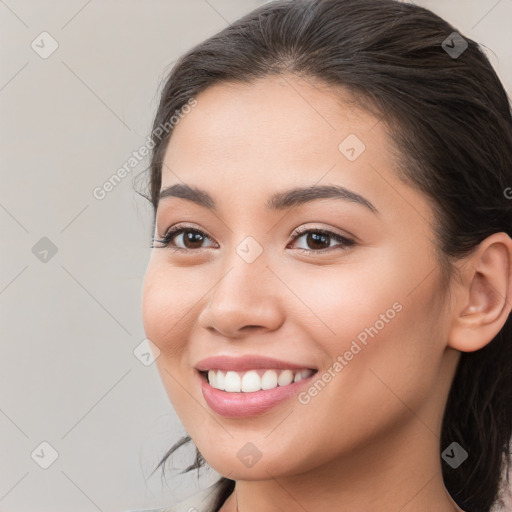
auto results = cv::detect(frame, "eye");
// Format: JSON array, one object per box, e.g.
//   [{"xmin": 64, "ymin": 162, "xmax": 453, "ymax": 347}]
[
  {"xmin": 152, "ymin": 224, "xmax": 217, "ymax": 251},
  {"xmin": 152, "ymin": 224, "xmax": 356, "ymax": 254},
  {"xmin": 288, "ymin": 227, "xmax": 355, "ymax": 253}
]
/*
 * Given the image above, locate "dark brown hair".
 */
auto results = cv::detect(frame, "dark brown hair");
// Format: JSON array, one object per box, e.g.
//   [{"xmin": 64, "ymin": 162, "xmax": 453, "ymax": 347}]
[{"xmin": 143, "ymin": 1, "xmax": 512, "ymax": 510}]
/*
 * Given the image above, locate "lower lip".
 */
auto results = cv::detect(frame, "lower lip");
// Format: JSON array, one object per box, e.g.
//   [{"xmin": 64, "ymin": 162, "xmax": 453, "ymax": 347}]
[{"xmin": 197, "ymin": 371, "xmax": 316, "ymax": 418}]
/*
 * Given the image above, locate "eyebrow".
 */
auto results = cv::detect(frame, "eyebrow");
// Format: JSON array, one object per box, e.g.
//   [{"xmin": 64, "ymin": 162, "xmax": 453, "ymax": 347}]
[{"xmin": 159, "ymin": 183, "xmax": 378, "ymax": 214}]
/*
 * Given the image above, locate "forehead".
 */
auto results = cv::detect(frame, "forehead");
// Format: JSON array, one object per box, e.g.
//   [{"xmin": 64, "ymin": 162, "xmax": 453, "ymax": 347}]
[
  {"xmin": 164, "ymin": 75, "xmax": 389, "ymax": 179},
  {"xmin": 168, "ymin": 75, "xmax": 381, "ymax": 156}
]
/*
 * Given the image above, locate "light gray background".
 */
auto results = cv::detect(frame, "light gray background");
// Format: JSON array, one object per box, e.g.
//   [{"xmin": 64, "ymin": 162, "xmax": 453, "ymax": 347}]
[{"xmin": 1, "ymin": 1, "xmax": 511, "ymax": 511}]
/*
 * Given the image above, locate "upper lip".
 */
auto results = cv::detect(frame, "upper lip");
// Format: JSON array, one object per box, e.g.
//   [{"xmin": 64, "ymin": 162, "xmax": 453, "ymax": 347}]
[{"xmin": 195, "ymin": 355, "xmax": 317, "ymax": 372}]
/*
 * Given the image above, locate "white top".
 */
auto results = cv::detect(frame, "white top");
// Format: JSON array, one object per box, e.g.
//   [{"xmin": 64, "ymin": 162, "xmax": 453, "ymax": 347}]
[{"xmin": 127, "ymin": 485, "xmax": 220, "ymax": 512}]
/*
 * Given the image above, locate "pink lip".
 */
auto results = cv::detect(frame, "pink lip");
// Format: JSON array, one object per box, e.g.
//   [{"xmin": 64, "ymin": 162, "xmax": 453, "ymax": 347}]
[
  {"xmin": 196, "ymin": 369, "xmax": 317, "ymax": 418},
  {"xmin": 195, "ymin": 354, "xmax": 316, "ymax": 372}
]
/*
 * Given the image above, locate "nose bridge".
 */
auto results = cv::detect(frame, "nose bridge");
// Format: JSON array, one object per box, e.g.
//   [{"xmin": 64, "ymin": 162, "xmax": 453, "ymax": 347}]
[
  {"xmin": 217, "ymin": 232, "xmax": 273, "ymax": 297},
  {"xmin": 198, "ymin": 236, "xmax": 284, "ymax": 336}
]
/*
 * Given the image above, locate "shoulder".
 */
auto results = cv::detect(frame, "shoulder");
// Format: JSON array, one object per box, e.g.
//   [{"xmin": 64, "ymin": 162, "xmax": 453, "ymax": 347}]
[{"xmin": 126, "ymin": 484, "xmax": 219, "ymax": 512}]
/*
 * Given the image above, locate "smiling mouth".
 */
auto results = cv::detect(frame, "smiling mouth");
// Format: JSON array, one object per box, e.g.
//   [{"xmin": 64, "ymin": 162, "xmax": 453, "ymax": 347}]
[{"xmin": 198, "ymin": 368, "xmax": 318, "ymax": 393}]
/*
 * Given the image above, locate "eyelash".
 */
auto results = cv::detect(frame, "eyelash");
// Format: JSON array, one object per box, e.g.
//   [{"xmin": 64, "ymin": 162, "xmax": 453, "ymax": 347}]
[{"xmin": 152, "ymin": 224, "xmax": 356, "ymax": 254}]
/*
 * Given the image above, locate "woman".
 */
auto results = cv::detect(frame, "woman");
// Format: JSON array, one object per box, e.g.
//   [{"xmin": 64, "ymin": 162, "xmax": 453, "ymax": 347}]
[{"xmin": 133, "ymin": 0, "xmax": 512, "ymax": 510}]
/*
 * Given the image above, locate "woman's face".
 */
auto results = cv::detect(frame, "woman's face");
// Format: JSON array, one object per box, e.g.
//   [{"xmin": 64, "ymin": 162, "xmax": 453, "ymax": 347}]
[{"xmin": 142, "ymin": 75, "xmax": 458, "ymax": 480}]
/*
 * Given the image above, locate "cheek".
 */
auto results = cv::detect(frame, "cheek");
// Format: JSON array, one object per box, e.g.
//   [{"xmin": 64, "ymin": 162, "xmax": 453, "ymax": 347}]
[
  {"xmin": 141, "ymin": 262, "xmax": 199, "ymax": 409},
  {"xmin": 141, "ymin": 258, "xmax": 204, "ymax": 351},
  {"xmin": 287, "ymin": 246, "xmax": 447, "ymax": 411},
  {"xmin": 279, "ymin": 254, "xmax": 405, "ymax": 350}
]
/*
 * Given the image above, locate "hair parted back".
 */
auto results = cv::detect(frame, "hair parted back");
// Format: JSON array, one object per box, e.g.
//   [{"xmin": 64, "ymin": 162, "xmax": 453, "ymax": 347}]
[{"xmin": 144, "ymin": 1, "xmax": 512, "ymax": 510}]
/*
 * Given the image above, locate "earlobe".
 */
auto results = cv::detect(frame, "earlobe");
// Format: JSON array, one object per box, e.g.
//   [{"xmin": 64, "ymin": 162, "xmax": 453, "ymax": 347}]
[{"xmin": 448, "ymin": 232, "xmax": 512, "ymax": 353}]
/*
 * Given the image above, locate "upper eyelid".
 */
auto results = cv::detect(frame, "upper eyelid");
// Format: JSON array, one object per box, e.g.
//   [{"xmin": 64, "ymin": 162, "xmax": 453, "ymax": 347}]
[
  {"xmin": 158, "ymin": 221, "xmax": 353, "ymax": 237},
  {"xmin": 161, "ymin": 222, "xmax": 208, "ymax": 237},
  {"xmin": 291, "ymin": 225, "xmax": 354, "ymax": 239},
  {"xmin": 158, "ymin": 223, "xmax": 351, "ymax": 240}
]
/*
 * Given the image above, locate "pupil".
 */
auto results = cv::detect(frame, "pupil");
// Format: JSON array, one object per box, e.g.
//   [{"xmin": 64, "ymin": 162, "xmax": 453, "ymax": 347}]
[
  {"xmin": 185, "ymin": 231, "xmax": 203, "ymax": 248},
  {"xmin": 308, "ymin": 232, "xmax": 329, "ymax": 249}
]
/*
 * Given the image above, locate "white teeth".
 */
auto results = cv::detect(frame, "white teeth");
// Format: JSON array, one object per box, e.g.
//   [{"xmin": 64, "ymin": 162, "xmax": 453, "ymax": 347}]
[
  {"xmin": 208, "ymin": 370, "xmax": 217, "ymax": 388},
  {"xmin": 216, "ymin": 369, "xmax": 225, "ymax": 390},
  {"xmin": 277, "ymin": 369, "xmax": 294, "ymax": 386},
  {"xmin": 206, "ymin": 368, "xmax": 314, "ymax": 393},
  {"xmin": 241, "ymin": 370, "xmax": 260, "ymax": 392},
  {"xmin": 224, "ymin": 371, "xmax": 241, "ymax": 392},
  {"xmin": 261, "ymin": 369, "xmax": 278, "ymax": 390}
]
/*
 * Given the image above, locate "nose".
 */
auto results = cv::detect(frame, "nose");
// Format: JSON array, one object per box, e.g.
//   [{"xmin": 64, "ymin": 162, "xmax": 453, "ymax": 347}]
[{"xmin": 197, "ymin": 256, "xmax": 285, "ymax": 339}]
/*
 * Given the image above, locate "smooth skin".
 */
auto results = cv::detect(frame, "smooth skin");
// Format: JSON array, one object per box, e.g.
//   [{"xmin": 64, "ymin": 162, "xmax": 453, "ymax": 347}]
[{"xmin": 142, "ymin": 74, "xmax": 512, "ymax": 512}]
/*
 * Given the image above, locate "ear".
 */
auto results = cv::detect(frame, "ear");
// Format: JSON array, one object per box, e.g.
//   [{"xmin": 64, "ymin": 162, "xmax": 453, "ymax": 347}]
[{"xmin": 448, "ymin": 232, "xmax": 512, "ymax": 352}]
